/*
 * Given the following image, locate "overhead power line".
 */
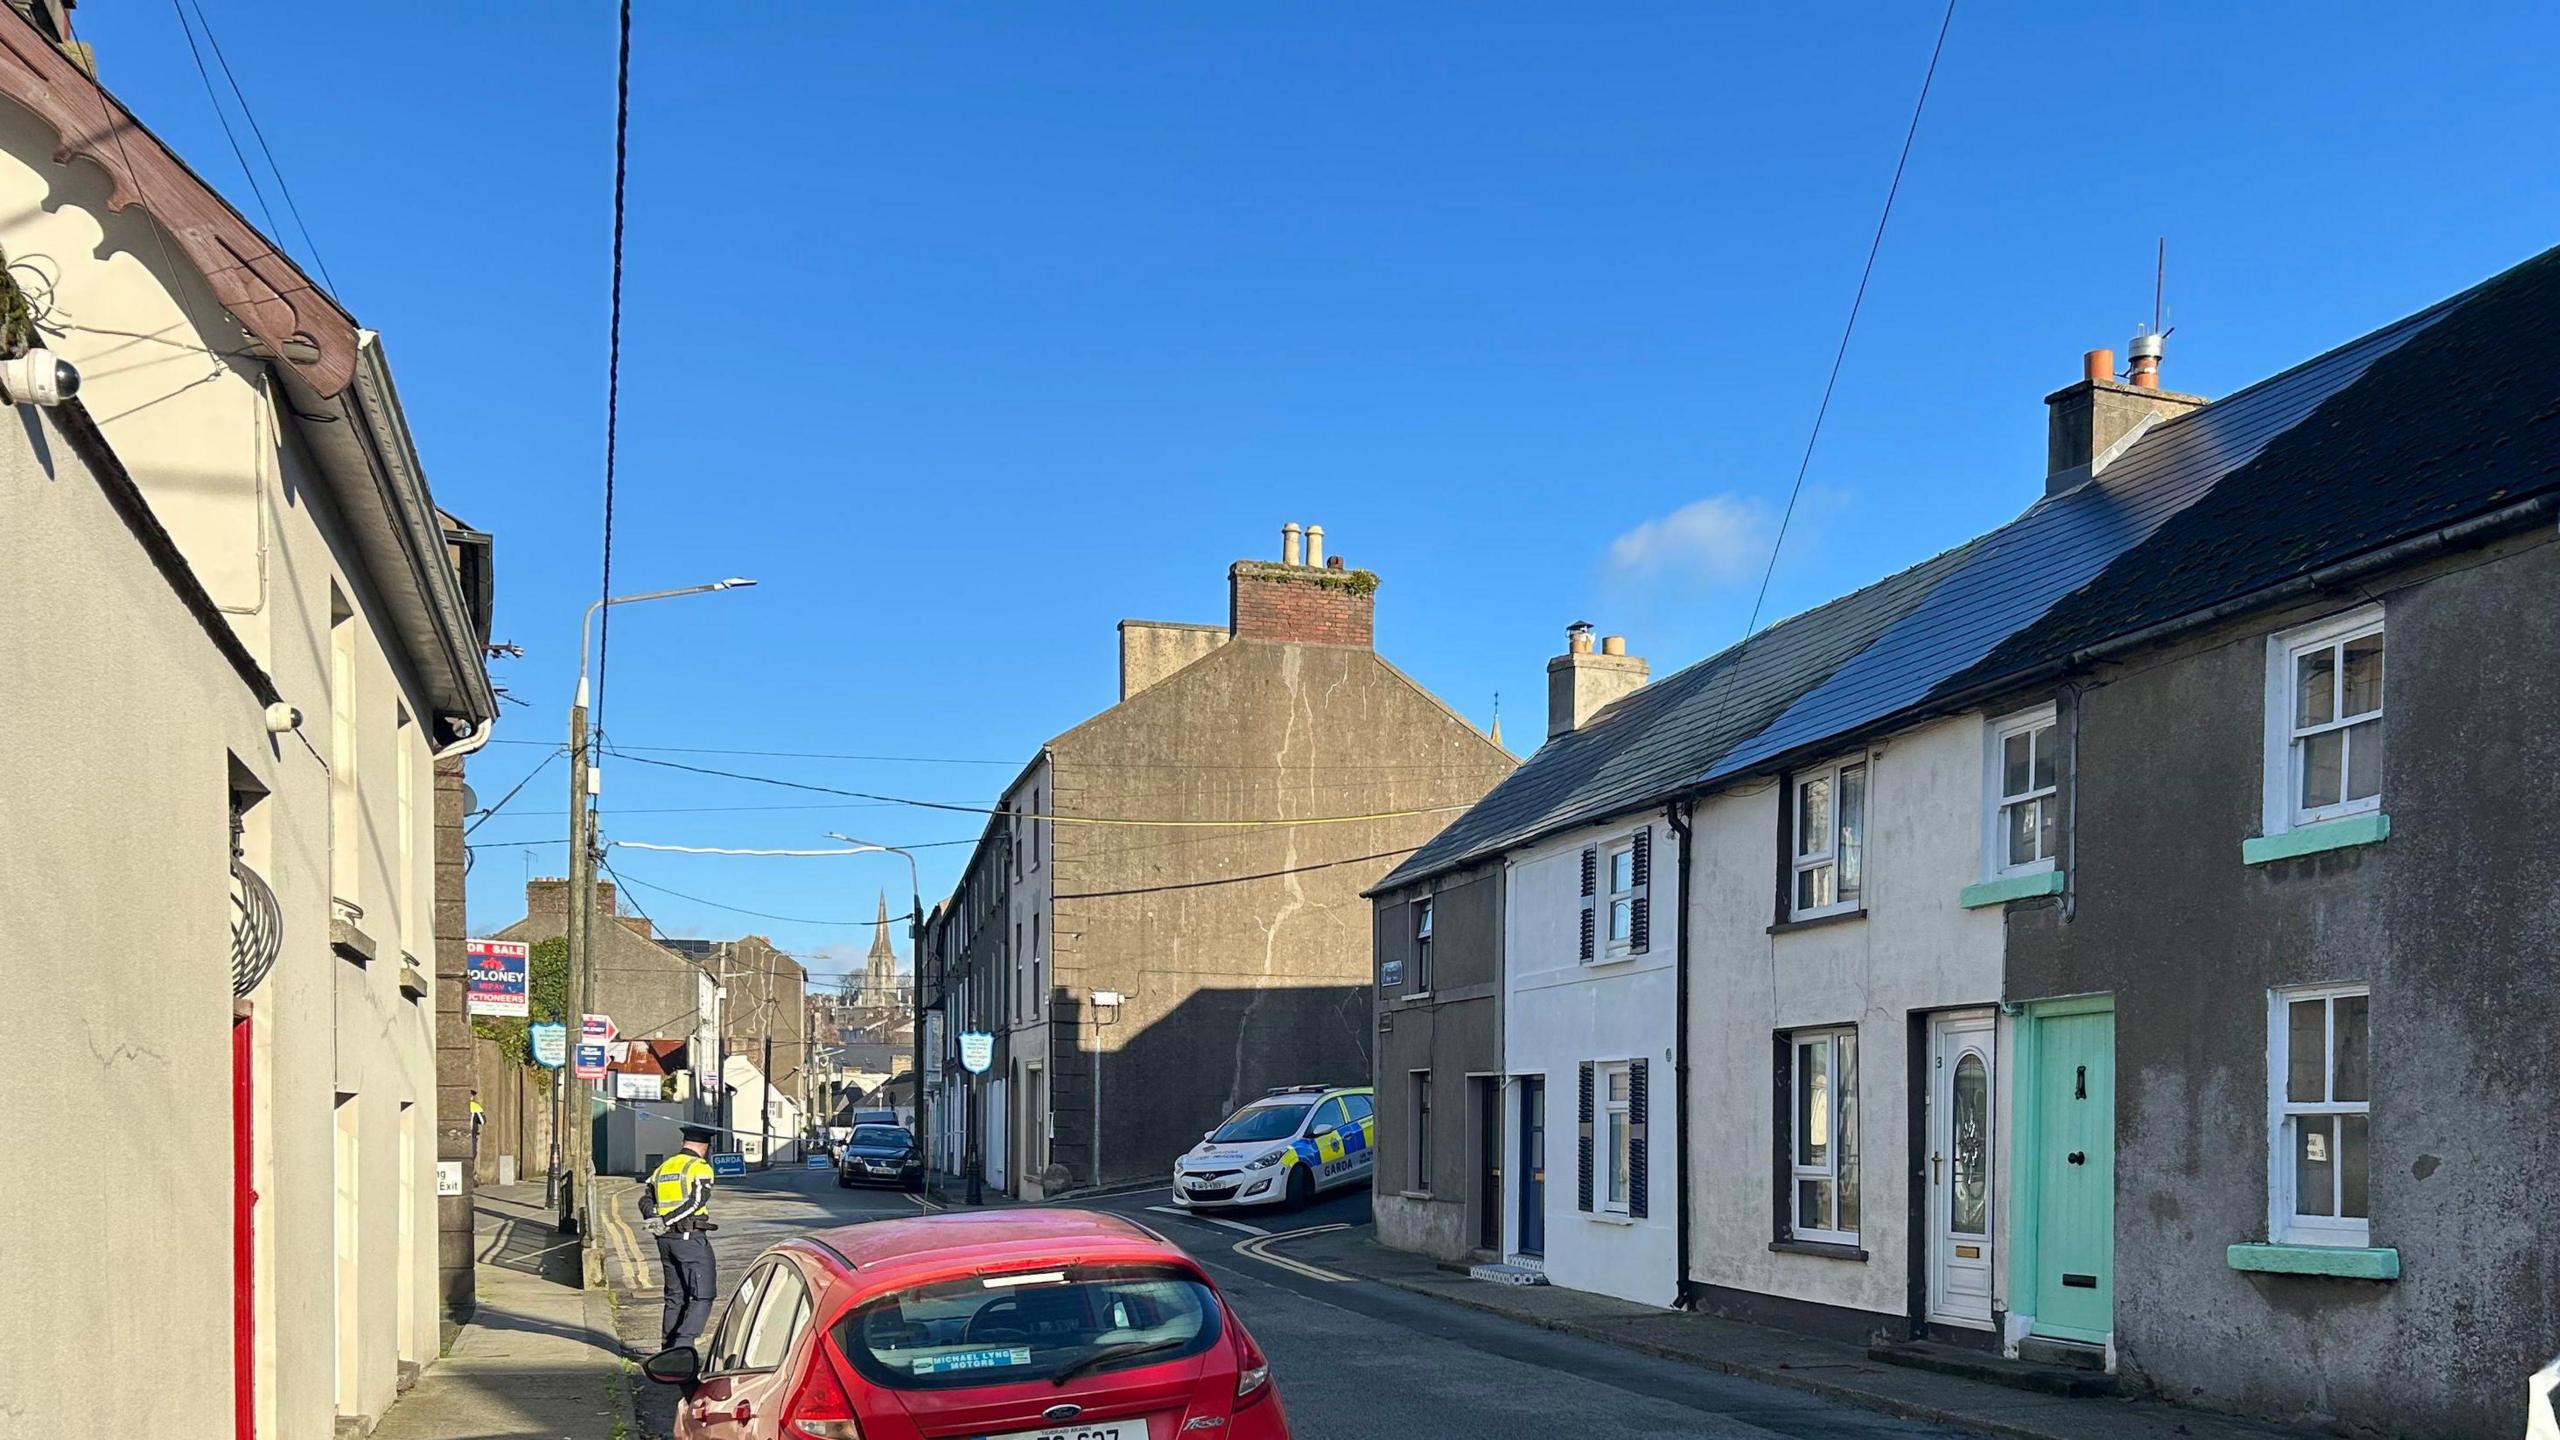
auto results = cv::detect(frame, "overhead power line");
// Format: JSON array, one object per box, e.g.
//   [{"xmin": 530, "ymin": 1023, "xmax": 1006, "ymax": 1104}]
[
  {"xmin": 603, "ymin": 861, "xmax": 919, "ymax": 928},
  {"xmin": 177, "ymin": 0, "xmax": 340, "ymax": 296},
  {"xmin": 463, "ymin": 747, "xmax": 564, "ymax": 836},
  {"xmin": 591, "ymin": 0, "xmax": 635, "ymax": 743},
  {"xmin": 604, "ymin": 747, "xmax": 1475, "ymax": 829},
  {"xmin": 1743, "ymin": 0, "xmax": 1958, "ymax": 639}
]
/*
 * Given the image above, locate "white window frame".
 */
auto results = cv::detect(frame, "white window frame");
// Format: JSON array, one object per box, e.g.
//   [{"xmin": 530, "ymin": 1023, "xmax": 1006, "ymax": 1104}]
[
  {"xmin": 1790, "ymin": 757, "xmax": 1868, "ymax": 921},
  {"xmin": 1788, "ymin": 1026, "xmax": 1859, "ymax": 1245},
  {"xmin": 1602, "ymin": 840, "xmax": 1639, "ymax": 958},
  {"xmin": 1411, "ymin": 897, "xmax": 1434, "ymax": 995},
  {"xmin": 1598, "ymin": 1061, "xmax": 1633, "ymax": 1215},
  {"xmin": 2261, "ymin": 605, "xmax": 2385, "ymax": 835},
  {"xmin": 1983, "ymin": 705, "xmax": 2060, "ymax": 880},
  {"xmin": 2266, "ymin": 983, "xmax": 2372, "ymax": 1247}
]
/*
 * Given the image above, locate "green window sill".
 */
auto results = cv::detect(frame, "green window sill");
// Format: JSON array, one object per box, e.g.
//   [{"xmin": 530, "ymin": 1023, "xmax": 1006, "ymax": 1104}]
[
  {"xmin": 1959, "ymin": 870, "xmax": 2066, "ymax": 908},
  {"xmin": 2226, "ymin": 1243, "xmax": 2399, "ymax": 1280},
  {"xmin": 2242, "ymin": 812, "xmax": 2389, "ymax": 865}
]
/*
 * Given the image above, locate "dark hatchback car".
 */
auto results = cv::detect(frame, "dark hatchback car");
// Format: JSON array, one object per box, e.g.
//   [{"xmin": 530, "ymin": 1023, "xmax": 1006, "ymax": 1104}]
[{"xmin": 837, "ymin": 1123, "xmax": 923, "ymax": 1190}]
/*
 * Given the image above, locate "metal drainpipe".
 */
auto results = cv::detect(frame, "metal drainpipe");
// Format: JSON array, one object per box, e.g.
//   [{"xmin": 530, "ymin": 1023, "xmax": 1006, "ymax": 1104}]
[
  {"xmin": 1666, "ymin": 797, "xmax": 1697, "ymax": 1310},
  {"xmin": 2062, "ymin": 682, "xmax": 2083, "ymax": 924}
]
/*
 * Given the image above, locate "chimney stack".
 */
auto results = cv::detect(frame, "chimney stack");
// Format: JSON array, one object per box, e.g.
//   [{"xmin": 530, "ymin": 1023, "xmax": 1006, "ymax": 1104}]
[
  {"xmin": 1548, "ymin": 622, "xmax": 1647, "ymax": 740},
  {"xmin": 1230, "ymin": 521, "xmax": 1377, "ymax": 647},
  {"xmin": 2044, "ymin": 333, "xmax": 2205, "ymax": 496}
]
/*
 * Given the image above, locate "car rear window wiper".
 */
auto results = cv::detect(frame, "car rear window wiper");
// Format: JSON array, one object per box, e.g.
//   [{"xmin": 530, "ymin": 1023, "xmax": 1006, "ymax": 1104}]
[{"xmin": 1051, "ymin": 1338, "xmax": 1186, "ymax": 1387}]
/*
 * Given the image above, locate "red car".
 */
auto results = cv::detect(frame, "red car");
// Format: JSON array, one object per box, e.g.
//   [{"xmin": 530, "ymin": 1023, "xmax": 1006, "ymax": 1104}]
[{"xmin": 642, "ymin": 1208, "xmax": 1290, "ymax": 1440}]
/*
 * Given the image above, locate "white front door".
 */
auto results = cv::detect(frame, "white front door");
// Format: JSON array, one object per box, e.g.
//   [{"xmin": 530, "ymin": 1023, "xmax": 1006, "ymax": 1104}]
[{"xmin": 1927, "ymin": 1010, "xmax": 1996, "ymax": 1330}]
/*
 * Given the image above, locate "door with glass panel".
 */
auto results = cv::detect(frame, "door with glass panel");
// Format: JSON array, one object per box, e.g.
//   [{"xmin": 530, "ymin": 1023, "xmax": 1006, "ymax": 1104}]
[{"xmin": 1927, "ymin": 1011, "xmax": 1996, "ymax": 1330}]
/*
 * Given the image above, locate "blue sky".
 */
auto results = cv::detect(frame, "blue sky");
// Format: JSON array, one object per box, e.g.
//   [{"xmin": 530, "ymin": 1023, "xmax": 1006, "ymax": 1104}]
[{"xmin": 83, "ymin": 3, "xmax": 2560, "ymax": 985}]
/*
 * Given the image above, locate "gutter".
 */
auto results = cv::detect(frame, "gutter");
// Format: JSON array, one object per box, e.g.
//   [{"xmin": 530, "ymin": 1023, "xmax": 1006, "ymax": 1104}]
[
  {"xmin": 282, "ymin": 332, "xmax": 500, "ymax": 758},
  {"xmin": 1666, "ymin": 798, "xmax": 1697, "ymax": 1310}
]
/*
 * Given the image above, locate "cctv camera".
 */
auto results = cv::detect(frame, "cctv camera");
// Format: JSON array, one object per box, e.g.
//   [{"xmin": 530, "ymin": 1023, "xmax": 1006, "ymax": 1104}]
[
  {"xmin": 264, "ymin": 703, "xmax": 303, "ymax": 734},
  {"xmin": 0, "ymin": 349, "xmax": 78, "ymax": 407}
]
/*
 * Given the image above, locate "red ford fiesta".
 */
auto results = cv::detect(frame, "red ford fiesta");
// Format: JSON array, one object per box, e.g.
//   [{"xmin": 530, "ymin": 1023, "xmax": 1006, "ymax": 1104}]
[{"xmin": 643, "ymin": 1208, "xmax": 1291, "ymax": 1440}]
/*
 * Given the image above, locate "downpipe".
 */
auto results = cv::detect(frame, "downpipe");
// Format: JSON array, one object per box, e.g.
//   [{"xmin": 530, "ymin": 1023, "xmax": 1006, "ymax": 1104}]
[{"xmin": 1667, "ymin": 798, "xmax": 1699, "ymax": 1311}]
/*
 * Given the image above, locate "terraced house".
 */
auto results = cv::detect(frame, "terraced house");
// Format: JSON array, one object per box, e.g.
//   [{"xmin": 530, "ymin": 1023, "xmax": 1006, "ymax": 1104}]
[{"xmin": 1372, "ymin": 244, "xmax": 2560, "ymax": 1438}]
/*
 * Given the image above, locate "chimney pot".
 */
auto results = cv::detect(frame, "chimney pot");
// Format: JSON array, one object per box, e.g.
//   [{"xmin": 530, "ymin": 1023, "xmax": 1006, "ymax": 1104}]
[
  {"xmin": 1281, "ymin": 523, "xmax": 1303, "ymax": 567},
  {"xmin": 1601, "ymin": 634, "xmax": 1626, "ymax": 657},
  {"xmin": 1326, "ymin": 554, "xmax": 1344, "ymax": 571},
  {"xmin": 1567, "ymin": 621, "xmax": 1595, "ymax": 655},
  {"xmin": 1305, "ymin": 524, "xmax": 1325, "ymax": 568},
  {"xmin": 2084, "ymin": 348, "xmax": 2114, "ymax": 384},
  {"xmin": 2127, "ymin": 332, "xmax": 2166, "ymax": 390}
]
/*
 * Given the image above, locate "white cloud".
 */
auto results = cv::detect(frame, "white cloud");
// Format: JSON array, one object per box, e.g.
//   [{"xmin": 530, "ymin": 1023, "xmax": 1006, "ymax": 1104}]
[{"xmin": 1605, "ymin": 493, "xmax": 1773, "ymax": 585}]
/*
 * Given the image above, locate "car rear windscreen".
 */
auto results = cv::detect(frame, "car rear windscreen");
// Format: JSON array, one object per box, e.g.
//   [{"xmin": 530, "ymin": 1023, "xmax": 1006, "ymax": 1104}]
[{"xmin": 832, "ymin": 1265, "xmax": 1221, "ymax": 1390}]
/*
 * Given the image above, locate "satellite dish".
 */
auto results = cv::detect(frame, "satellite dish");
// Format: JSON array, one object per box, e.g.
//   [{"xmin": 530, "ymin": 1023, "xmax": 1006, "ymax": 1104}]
[{"xmin": 460, "ymin": 783, "xmax": 481, "ymax": 813}]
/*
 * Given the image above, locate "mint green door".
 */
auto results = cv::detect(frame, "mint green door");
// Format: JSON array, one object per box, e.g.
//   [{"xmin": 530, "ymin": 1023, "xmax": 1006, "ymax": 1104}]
[{"xmin": 2030, "ymin": 1009, "xmax": 2115, "ymax": 1341}]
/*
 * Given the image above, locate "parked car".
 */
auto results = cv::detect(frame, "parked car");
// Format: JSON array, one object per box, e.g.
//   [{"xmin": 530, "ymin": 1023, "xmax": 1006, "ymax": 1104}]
[
  {"xmin": 1170, "ymin": 1084, "xmax": 1375, "ymax": 1210},
  {"xmin": 642, "ymin": 1208, "xmax": 1289, "ymax": 1439},
  {"xmin": 837, "ymin": 1123, "xmax": 924, "ymax": 1190}
]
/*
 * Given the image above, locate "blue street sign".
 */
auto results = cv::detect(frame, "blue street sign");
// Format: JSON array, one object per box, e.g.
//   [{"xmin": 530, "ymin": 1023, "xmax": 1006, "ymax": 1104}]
[
  {"xmin": 529, "ymin": 1023, "xmax": 569, "ymax": 1069},
  {"xmin": 712, "ymin": 1152, "xmax": 747, "ymax": 1178},
  {"xmin": 806, "ymin": 1153, "xmax": 829, "ymax": 1170}
]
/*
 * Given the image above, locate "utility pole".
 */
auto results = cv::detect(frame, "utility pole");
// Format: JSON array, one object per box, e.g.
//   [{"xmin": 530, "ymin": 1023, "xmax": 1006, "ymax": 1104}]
[
  {"xmin": 556, "ymin": 578, "xmax": 755, "ymax": 1233},
  {"xmin": 556, "ymin": 677, "xmax": 593, "ymax": 1233}
]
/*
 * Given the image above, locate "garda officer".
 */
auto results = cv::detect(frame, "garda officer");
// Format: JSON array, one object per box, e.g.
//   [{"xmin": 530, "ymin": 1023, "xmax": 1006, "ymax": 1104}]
[{"xmin": 640, "ymin": 1124, "xmax": 720, "ymax": 1351}]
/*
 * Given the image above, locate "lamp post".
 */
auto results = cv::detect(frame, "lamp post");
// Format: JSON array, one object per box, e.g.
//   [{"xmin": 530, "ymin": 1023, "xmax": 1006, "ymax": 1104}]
[
  {"xmin": 554, "ymin": 578, "xmax": 754, "ymax": 1235},
  {"xmin": 824, "ymin": 834, "xmax": 931, "ymax": 1201}
]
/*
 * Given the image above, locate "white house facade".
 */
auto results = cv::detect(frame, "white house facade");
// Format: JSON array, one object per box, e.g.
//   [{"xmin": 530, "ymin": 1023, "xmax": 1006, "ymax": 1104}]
[{"xmin": 1501, "ymin": 817, "xmax": 1679, "ymax": 1305}]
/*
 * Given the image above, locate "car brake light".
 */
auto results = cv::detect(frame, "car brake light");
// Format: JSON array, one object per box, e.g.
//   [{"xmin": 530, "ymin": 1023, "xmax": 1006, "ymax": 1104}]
[
  {"xmin": 1232, "ymin": 1324, "xmax": 1271, "ymax": 1407},
  {"xmin": 782, "ymin": 1353, "xmax": 864, "ymax": 1439}
]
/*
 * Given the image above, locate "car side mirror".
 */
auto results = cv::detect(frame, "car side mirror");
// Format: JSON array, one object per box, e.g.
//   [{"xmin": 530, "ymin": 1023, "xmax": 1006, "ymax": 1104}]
[
  {"xmin": 641, "ymin": 1345, "xmax": 702, "ymax": 1388},
  {"xmin": 1311, "ymin": 1123, "xmax": 1336, "ymax": 1137},
  {"xmin": 1204, "ymin": 1130, "xmax": 1217, "ymax": 1141}
]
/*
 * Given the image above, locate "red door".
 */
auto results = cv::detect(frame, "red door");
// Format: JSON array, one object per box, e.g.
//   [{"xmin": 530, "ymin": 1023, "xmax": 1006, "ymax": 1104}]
[{"xmin": 233, "ymin": 1016, "xmax": 256, "ymax": 1440}]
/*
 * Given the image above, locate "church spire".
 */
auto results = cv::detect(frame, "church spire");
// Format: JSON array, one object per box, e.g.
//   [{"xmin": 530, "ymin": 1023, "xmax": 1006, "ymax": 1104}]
[{"xmin": 868, "ymin": 891, "xmax": 895, "ymax": 963}]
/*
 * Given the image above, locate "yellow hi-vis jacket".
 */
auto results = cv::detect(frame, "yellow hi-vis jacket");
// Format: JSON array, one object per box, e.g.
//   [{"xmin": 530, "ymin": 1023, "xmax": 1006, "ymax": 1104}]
[{"xmin": 643, "ymin": 1152, "xmax": 714, "ymax": 1228}]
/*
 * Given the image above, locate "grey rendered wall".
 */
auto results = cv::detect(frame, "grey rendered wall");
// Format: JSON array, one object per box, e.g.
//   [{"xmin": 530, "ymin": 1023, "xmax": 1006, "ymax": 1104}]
[
  {"xmin": 2004, "ymin": 533, "xmax": 2560, "ymax": 1439},
  {"xmin": 1373, "ymin": 862, "xmax": 1503, "ymax": 1262},
  {"xmin": 1049, "ymin": 638, "xmax": 1513, "ymax": 1189}
]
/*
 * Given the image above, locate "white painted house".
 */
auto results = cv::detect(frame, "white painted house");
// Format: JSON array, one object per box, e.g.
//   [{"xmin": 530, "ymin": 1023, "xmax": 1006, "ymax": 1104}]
[{"xmin": 1500, "ymin": 817, "xmax": 1679, "ymax": 1302}]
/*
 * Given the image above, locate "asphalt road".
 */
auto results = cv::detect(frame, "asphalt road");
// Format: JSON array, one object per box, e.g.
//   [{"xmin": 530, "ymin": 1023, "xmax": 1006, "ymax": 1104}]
[{"xmin": 623, "ymin": 1164, "xmax": 1981, "ymax": 1440}]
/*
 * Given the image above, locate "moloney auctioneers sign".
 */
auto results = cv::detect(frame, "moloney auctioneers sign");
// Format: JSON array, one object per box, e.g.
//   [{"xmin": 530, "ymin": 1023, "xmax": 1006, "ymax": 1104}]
[{"xmin": 465, "ymin": 939, "xmax": 531, "ymax": 1018}]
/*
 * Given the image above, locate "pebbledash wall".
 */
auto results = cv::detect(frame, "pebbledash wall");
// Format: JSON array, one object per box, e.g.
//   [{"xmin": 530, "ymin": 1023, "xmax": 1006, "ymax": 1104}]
[
  {"xmin": 1682, "ymin": 713, "xmax": 2015, "ymax": 1341},
  {"xmin": 1503, "ymin": 819, "xmax": 1680, "ymax": 1305},
  {"xmin": 0, "ymin": 63, "xmax": 475, "ymax": 1439},
  {"xmin": 2002, "ymin": 531, "xmax": 2560, "ymax": 1439}
]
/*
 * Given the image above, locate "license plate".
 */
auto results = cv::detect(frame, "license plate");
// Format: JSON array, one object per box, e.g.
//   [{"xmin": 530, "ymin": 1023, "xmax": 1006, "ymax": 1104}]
[{"xmin": 985, "ymin": 1424, "xmax": 1136, "ymax": 1440}]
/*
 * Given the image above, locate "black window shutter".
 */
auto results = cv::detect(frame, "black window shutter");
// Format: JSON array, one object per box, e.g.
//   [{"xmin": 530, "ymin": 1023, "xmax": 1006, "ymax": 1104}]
[
  {"xmin": 1630, "ymin": 828, "xmax": 1652, "ymax": 955},
  {"xmin": 1577, "ymin": 1061, "xmax": 1595, "ymax": 1213},
  {"xmin": 1579, "ymin": 846, "xmax": 1598, "ymax": 962},
  {"xmin": 1627, "ymin": 1059, "xmax": 1650, "ymax": 1218}
]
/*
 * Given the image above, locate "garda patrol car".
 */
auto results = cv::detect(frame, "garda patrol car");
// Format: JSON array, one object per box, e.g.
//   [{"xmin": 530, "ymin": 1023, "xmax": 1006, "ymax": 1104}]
[{"xmin": 1172, "ymin": 1084, "xmax": 1375, "ymax": 1210}]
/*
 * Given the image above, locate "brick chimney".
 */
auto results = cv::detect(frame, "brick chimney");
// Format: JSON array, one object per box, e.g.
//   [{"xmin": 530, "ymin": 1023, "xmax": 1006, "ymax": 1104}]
[
  {"xmin": 1547, "ymin": 623, "xmax": 1648, "ymax": 740},
  {"xmin": 1229, "ymin": 522, "xmax": 1377, "ymax": 647},
  {"xmin": 2045, "ymin": 336, "xmax": 2206, "ymax": 495}
]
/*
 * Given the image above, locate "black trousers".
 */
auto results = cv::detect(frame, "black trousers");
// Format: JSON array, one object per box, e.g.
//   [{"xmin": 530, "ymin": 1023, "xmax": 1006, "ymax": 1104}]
[{"xmin": 657, "ymin": 1228, "xmax": 716, "ymax": 1348}]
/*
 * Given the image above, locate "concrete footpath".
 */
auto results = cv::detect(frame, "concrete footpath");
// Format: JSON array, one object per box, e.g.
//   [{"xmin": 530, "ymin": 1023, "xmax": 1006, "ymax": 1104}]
[
  {"xmin": 372, "ymin": 1181, "xmax": 631, "ymax": 1440},
  {"xmin": 1269, "ymin": 1227, "xmax": 2323, "ymax": 1440}
]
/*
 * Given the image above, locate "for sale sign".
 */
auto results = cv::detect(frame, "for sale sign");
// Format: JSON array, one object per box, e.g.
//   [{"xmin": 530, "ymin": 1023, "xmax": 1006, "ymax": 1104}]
[{"xmin": 465, "ymin": 939, "xmax": 530, "ymax": 1017}]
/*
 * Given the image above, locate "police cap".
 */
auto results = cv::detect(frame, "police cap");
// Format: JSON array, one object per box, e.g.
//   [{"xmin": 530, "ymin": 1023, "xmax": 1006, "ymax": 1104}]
[{"xmin": 679, "ymin": 1123, "xmax": 721, "ymax": 1143}]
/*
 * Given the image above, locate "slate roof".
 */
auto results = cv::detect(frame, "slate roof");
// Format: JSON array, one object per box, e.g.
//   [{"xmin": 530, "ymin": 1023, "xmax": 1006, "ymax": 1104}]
[
  {"xmin": 1374, "ymin": 537, "xmax": 1982, "ymax": 890},
  {"xmin": 1938, "ymin": 243, "xmax": 2560, "ymax": 694},
  {"xmin": 1380, "ymin": 242, "xmax": 2560, "ymax": 892}
]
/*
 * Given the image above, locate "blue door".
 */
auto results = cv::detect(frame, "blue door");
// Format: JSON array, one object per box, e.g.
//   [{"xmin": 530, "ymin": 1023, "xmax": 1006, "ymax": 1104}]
[{"xmin": 1517, "ymin": 1078, "xmax": 1546, "ymax": 1257}]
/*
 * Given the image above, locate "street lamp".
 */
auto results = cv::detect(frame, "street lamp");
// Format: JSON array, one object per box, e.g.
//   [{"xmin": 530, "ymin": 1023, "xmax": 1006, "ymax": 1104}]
[
  {"xmin": 553, "ymin": 578, "xmax": 757, "ymax": 1235},
  {"xmin": 825, "ymin": 833, "xmax": 941, "ymax": 1202}
]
